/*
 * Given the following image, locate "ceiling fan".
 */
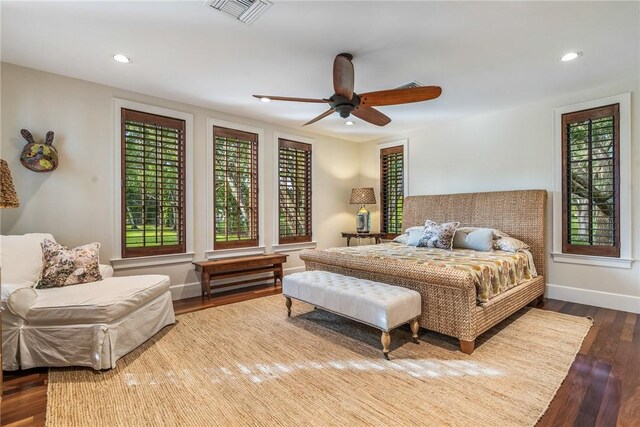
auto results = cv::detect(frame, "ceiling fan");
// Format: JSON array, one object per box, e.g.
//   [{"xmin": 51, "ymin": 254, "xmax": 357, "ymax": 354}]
[{"xmin": 253, "ymin": 53, "xmax": 442, "ymax": 127}]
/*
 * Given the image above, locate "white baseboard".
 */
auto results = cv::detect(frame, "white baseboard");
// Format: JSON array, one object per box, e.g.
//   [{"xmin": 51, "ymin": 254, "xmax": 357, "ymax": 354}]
[
  {"xmin": 546, "ymin": 283, "xmax": 640, "ymax": 314},
  {"xmin": 169, "ymin": 266, "xmax": 306, "ymax": 301},
  {"xmin": 169, "ymin": 282, "xmax": 201, "ymax": 300},
  {"xmin": 284, "ymin": 266, "xmax": 305, "ymax": 274}
]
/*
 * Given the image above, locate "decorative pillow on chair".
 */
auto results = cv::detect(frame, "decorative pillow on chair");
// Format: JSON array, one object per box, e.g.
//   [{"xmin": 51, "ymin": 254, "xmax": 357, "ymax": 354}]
[
  {"xmin": 418, "ymin": 220, "xmax": 460, "ymax": 249},
  {"xmin": 36, "ymin": 239, "xmax": 102, "ymax": 289}
]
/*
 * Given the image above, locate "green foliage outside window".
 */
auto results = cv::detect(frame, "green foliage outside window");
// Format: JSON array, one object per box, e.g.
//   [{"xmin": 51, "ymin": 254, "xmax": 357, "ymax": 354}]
[
  {"xmin": 123, "ymin": 116, "xmax": 184, "ymax": 252},
  {"xmin": 213, "ymin": 128, "xmax": 258, "ymax": 247}
]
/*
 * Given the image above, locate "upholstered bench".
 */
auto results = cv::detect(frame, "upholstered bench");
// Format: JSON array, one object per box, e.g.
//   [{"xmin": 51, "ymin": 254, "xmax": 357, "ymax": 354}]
[{"xmin": 282, "ymin": 270, "xmax": 421, "ymax": 359}]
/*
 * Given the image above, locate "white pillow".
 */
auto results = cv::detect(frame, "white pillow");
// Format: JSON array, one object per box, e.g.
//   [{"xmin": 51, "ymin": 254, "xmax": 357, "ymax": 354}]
[
  {"xmin": 456, "ymin": 226, "xmax": 508, "ymax": 240},
  {"xmin": 99, "ymin": 264, "xmax": 114, "ymax": 279},
  {"xmin": 494, "ymin": 236, "xmax": 530, "ymax": 252},
  {"xmin": 0, "ymin": 233, "xmax": 55, "ymax": 285}
]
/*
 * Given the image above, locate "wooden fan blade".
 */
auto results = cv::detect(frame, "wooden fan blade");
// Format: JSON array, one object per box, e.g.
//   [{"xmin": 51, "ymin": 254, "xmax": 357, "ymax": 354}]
[
  {"xmin": 359, "ymin": 86, "xmax": 442, "ymax": 107},
  {"xmin": 303, "ymin": 108, "xmax": 335, "ymax": 126},
  {"xmin": 333, "ymin": 54, "xmax": 354, "ymax": 100},
  {"xmin": 253, "ymin": 95, "xmax": 329, "ymax": 103},
  {"xmin": 352, "ymin": 106, "xmax": 391, "ymax": 127}
]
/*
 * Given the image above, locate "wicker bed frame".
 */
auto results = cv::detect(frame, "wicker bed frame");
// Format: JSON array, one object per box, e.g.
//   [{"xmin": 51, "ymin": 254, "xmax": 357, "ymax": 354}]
[{"xmin": 301, "ymin": 189, "xmax": 547, "ymax": 354}]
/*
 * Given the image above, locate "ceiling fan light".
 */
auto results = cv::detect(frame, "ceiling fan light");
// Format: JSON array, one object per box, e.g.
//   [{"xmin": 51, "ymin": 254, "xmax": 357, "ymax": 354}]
[
  {"xmin": 345, "ymin": 120, "xmax": 355, "ymax": 126},
  {"xmin": 560, "ymin": 51, "xmax": 582, "ymax": 62},
  {"xmin": 260, "ymin": 97, "xmax": 271, "ymax": 103}
]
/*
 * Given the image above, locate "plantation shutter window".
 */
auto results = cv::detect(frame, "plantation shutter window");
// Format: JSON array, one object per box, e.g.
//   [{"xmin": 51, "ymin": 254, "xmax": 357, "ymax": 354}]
[
  {"xmin": 213, "ymin": 126, "xmax": 259, "ymax": 249},
  {"xmin": 278, "ymin": 139, "xmax": 312, "ymax": 244},
  {"xmin": 380, "ymin": 145, "xmax": 404, "ymax": 239},
  {"xmin": 121, "ymin": 108, "xmax": 186, "ymax": 258},
  {"xmin": 562, "ymin": 104, "xmax": 620, "ymax": 257}
]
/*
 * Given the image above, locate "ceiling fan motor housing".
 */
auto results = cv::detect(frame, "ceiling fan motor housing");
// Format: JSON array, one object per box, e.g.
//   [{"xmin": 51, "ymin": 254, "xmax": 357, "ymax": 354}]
[{"xmin": 330, "ymin": 93, "xmax": 360, "ymax": 118}]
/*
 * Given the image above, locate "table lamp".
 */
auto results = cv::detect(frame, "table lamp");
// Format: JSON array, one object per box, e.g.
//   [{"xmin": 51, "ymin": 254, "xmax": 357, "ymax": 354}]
[{"xmin": 350, "ymin": 187, "xmax": 376, "ymax": 233}]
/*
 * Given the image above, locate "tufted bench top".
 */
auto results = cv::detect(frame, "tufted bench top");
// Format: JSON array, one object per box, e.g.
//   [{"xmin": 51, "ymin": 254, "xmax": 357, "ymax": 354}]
[{"xmin": 283, "ymin": 270, "xmax": 421, "ymax": 331}]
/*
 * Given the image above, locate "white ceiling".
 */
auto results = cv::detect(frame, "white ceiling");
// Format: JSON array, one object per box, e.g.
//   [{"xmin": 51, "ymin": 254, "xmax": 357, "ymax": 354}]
[{"xmin": 2, "ymin": 1, "xmax": 638, "ymax": 142}]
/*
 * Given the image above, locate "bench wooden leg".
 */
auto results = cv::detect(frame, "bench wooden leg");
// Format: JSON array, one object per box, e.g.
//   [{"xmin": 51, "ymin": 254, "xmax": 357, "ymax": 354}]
[
  {"xmin": 459, "ymin": 339, "xmax": 475, "ymax": 355},
  {"xmin": 201, "ymin": 272, "xmax": 211, "ymax": 299},
  {"xmin": 381, "ymin": 331, "xmax": 391, "ymax": 359},
  {"xmin": 285, "ymin": 297, "xmax": 292, "ymax": 317},
  {"xmin": 410, "ymin": 318, "xmax": 420, "ymax": 344},
  {"xmin": 274, "ymin": 264, "xmax": 284, "ymax": 286}
]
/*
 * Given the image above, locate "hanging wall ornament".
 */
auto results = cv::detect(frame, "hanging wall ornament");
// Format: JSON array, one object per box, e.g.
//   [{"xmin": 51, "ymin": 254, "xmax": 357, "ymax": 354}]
[{"xmin": 20, "ymin": 129, "xmax": 59, "ymax": 172}]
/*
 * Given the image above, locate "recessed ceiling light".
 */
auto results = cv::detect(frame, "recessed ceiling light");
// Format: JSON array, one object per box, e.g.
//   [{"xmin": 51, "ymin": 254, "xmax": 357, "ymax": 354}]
[
  {"xmin": 260, "ymin": 97, "xmax": 271, "ymax": 103},
  {"xmin": 560, "ymin": 51, "xmax": 582, "ymax": 62},
  {"xmin": 345, "ymin": 120, "xmax": 355, "ymax": 126},
  {"xmin": 113, "ymin": 54, "xmax": 131, "ymax": 63}
]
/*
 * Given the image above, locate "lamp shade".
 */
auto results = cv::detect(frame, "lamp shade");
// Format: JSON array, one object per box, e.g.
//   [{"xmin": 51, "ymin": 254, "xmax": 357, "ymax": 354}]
[
  {"xmin": 0, "ymin": 159, "xmax": 19, "ymax": 208},
  {"xmin": 350, "ymin": 187, "xmax": 376, "ymax": 205}
]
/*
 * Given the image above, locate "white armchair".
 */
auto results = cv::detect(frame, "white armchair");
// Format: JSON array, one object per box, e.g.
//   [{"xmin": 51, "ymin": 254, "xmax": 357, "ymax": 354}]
[{"xmin": 1, "ymin": 233, "xmax": 175, "ymax": 370}]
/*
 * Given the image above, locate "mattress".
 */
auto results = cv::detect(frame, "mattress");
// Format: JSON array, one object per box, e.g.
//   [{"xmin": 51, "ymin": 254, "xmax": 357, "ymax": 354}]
[{"xmin": 302, "ymin": 243, "xmax": 537, "ymax": 303}]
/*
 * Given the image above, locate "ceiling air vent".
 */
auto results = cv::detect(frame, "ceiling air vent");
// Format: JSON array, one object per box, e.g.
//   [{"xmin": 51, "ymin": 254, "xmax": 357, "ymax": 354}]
[
  {"xmin": 396, "ymin": 81, "xmax": 424, "ymax": 90},
  {"xmin": 206, "ymin": 0, "xmax": 273, "ymax": 25}
]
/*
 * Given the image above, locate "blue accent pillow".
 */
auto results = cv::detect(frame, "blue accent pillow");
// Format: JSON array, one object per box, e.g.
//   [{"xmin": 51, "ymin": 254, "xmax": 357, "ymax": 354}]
[
  {"xmin": 406, "ymin": 228, "xmax": 424, "ymax": 246},
  {"xmin": 453, "ymin": 228, "xmax": 494, "ymax": 251}
]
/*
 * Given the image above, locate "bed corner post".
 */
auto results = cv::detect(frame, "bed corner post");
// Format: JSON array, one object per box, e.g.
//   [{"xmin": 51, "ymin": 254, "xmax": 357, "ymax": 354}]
[{"xmin": 459, "ymin": 339, "xmax": 475, "ymax": 355}]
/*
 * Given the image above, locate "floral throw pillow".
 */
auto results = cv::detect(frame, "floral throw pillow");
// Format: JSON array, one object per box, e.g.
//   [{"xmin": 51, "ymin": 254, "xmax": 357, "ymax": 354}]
[
  {"xmin": 417, "ymin": 220, "xmax": 460, "ymax": 250},
  {"xmin": 36, "ymin": 239, "xmax": 102, "ymax": 289}
]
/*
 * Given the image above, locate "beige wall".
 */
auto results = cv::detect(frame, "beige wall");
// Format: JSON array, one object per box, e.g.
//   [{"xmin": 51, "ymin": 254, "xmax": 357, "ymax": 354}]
[
  {"xmin": 4, "ymin": 62, "xmax": 639, "ymax": 311},
  {"xmin": 1, "ymin": 63, "xmax": 360, "ymax": 296},
  {"xmin": 359, "ymin": 80, "xmax": 640, "ymax": 311}
]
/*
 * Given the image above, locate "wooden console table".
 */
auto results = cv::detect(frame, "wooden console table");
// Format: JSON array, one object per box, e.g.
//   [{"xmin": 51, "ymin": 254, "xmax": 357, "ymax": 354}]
[
  {"xmin": 341, "ymin": 232, "xmax": 384, "ymax": 247},
  {"xmin": 193, "ymin": 254, "xmax": 288, "ymax": 298}
]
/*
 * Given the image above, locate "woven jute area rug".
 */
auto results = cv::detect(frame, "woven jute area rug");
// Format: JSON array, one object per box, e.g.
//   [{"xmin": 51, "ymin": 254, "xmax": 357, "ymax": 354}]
[{"xmin": 47, "ymin": 295, "xmax": 591, "ymax": 426}]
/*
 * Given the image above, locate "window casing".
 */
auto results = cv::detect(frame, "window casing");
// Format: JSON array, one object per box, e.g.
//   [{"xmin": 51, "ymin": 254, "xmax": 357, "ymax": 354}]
[
  {"xmin": 278, "ymin": 139, "xmax": 312, "ymax": 244},
  {"xmin": 121, "ymin": 108, "xmax": 186, "ymax": 258},
  {"xmin": 213, "ymin": 126, "xmax": 259, "ymax": 249},
  {"xmin": 562, "ymin": 104, "xmax": 620, "ymax": 257},
  {"xmin": 380, "ymin": 145, "xmax": 404, "ymax": 239}
]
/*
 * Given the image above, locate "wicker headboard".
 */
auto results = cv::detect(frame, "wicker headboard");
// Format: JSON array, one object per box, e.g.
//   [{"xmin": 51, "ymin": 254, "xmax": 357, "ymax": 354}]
[{"xmin": 402, "ymin": 190, "xmax": 547, "ymax": 276}]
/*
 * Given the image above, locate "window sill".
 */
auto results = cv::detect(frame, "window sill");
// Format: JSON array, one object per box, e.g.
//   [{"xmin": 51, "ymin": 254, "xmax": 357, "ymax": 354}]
[
  {"xmin": 551, "ymin": 252, "xmax": 634, "ymax": 269},
  {"xmin": 206, "ymin": 246, "xmax": 266, "ymax": 260},
  {"xmin": 272, "ymin": 241, "xmax": 317, "ymax": 253},
  {"xmin": 111, "ymin": 252, "xmax": 195, "ymax": 270}
]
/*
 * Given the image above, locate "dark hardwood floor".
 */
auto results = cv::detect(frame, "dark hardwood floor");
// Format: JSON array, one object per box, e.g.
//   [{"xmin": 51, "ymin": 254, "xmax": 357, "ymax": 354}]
[{"xmin": 2, "ymin": 286, "xmax": 639, "ymax": 427}]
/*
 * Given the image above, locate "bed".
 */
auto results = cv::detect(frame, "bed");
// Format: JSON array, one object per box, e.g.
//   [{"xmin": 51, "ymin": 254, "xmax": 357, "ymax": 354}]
[{"xmin": 299, "ymin": 189, "xmax": 547, "ymax": 354}]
